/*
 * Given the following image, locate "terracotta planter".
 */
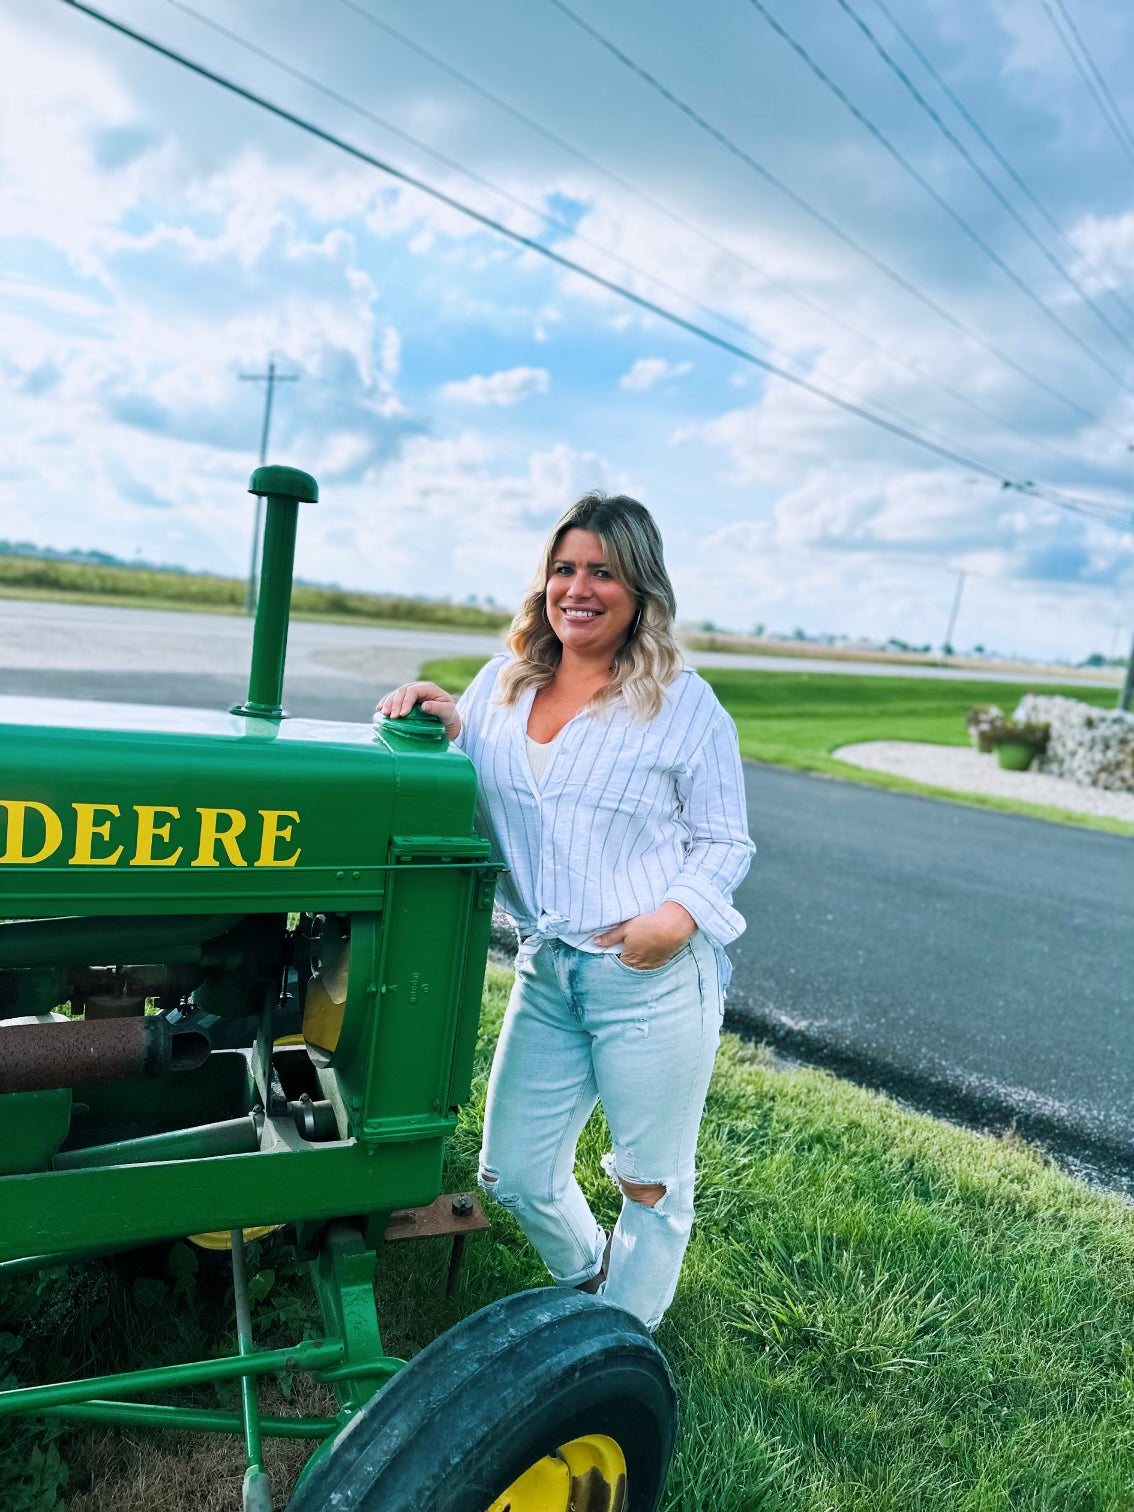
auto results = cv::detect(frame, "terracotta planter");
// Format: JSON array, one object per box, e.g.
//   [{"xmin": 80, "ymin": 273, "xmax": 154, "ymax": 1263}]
[{"xmin": 996, "ymin": 740, "xmax": 1035, "ymax": 772}]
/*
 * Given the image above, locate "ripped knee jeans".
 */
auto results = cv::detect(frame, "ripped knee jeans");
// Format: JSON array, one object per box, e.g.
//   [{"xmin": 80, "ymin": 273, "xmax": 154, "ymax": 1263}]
[{"xmin": 478, "ymin": 931, "xmax": 722, "ymax": 1331}]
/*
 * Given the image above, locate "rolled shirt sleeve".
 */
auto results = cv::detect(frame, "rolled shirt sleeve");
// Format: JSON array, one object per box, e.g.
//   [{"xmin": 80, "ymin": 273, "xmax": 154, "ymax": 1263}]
[{"xmin": 663, "ymin": 710, "xmax": 755, "ymax": 948}]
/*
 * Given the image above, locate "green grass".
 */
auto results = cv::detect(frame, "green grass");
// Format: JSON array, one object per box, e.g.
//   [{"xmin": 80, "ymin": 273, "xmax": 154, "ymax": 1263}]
[
  {"xmin": 0, "ymin": 556, "xmax": 510, "ymax": 633},
  {"xmin": 420, "ymin": 657, "xmax": 1133, "ymax": 836},
  {"xmin": 7, "ymin": 966, "xmax": 1132, "ymax": 1510},
  {"xmin": 401, "ymin": 970, "xmax": 1134, "ymax": 1509}
]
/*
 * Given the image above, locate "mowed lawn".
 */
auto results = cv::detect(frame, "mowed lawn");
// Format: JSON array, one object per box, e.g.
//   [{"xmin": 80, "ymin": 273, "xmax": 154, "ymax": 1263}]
[
  {"xmin": 421, "ymin": 657, "xmax": 1130, "ymax": 833},
  {"xmin": 452, "ymin": 975, "xmax": 1134, "ymax": 1511},
  {"xmin": 8, "ymin": 967, "xmax": 1133, "ymax": 1511}
]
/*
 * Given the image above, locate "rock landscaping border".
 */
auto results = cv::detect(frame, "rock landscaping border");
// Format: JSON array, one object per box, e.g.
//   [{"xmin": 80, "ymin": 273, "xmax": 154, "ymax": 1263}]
[{"xmin": 833, "ymin": 741, "xmax": 1134, "ymax": 822}]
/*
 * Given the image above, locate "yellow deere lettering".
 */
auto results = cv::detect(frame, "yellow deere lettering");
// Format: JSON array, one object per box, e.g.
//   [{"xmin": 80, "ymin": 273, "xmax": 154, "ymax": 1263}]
[
  {"xmin": 1, "ymin": 801, "xmax": 305, "ymax": 868},
  {"xmin": 257, "ymin": 810, "xmax": 301, "ymax": 867},
  {"xmin": 192, "ymin": 808, "xmax": 248, "ymax": 867},
  {"xmin": 0, "ymin": 800, "xmax": 63, "ymax": 864},
  {"xmin": 70, "ymin": 804, "xmax": 123, "ymax": 866},
  {"xmin": 131, "ymin": 806, "xmax": 183, "ymax": 867}
]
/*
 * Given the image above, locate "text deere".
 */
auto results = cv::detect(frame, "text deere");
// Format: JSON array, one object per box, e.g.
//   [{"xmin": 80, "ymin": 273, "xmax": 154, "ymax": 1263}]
[{"xmin": 0, "ymin": 801, "xmax": 301, "ymax": 868}]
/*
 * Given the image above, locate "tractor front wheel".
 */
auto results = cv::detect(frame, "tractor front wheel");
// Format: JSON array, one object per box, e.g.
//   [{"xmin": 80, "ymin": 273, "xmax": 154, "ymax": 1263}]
[{"xmin": 286, "ymin": 1288, "xmax": 677, "ymax": 1512}]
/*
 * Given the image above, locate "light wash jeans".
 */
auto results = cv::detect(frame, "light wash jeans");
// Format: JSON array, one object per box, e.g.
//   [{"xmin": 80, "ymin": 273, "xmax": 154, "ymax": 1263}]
[{"xmin": 478, "ymin": 930, "xmax": 723, "ymax": 1331}]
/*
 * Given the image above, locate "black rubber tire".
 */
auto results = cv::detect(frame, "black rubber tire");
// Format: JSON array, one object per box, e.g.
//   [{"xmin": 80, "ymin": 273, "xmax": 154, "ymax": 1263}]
[{"xmin": 286, "ymin": 1288, "xmax": 677, "ymax": 1512}]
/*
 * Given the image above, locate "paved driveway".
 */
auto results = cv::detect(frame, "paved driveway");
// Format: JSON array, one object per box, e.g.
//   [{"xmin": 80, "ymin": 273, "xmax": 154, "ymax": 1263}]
[{"xmin": 729, "ymin": 764, "xmax": 1134, "ymax": 1187}]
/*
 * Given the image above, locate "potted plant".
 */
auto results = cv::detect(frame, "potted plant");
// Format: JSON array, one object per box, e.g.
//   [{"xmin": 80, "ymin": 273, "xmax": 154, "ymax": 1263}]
[
  {"xmin": 984, "ymin": 718, "xmax": 1050, "ymax": 772},
  {"xmin": 965, "ymin": 705, "xmax": 1005, "ymax": 754}
]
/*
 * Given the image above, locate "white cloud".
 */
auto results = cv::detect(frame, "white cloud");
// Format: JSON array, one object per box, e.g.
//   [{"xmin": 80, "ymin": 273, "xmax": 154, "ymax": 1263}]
[
  {"xmin": 533, "ymin": 304, "xmax": 563, "ymax": 342},
  {"xmin": 379, "ymin": 326, "xmax": 402, "ymax": 381},
  {"xmin": 619, "ymin": 358, "xmax": 693, "ymax": 391},
  {"xmin": 664, "ymin": 515, "xmax": 1131, "ymax": 662},
  {"xmin": 2, "ymin": 0, "xmax": 1130, "ymax": 665},
  {"xmin": 1069, "ymin": 210, "xmax": 1134, "ymax": 296},
  {"xmin": 279, "ymin": 432, "xmax": 628, "ymax": 610},
  {"xmin": 437, "ymin": 366, "xmax": 551, "ymax": 406}
]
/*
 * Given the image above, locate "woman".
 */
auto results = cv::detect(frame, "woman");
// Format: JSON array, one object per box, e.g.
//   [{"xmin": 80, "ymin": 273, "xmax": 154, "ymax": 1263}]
[{"xmin": 377, "ymin": 492, "xmax": 754, "ymax": 1331}]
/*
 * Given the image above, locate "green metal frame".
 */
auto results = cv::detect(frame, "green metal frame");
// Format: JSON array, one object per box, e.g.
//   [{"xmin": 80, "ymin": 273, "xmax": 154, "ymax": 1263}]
[{"xmin": 0, "ymin": 1224, "xmax": 402, "ymax": 1451}]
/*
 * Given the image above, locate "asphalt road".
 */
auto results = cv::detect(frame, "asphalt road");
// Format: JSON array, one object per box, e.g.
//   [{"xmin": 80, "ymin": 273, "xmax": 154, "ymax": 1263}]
[
  {"xmin": 0, "ymin": 599, "xmax": 502, "ymax": 722},
  {"xmin": 3, "ymin": 600, "xmax": 1131, "ymax": 1186},
  {"xmin": 1, "ymin": 598, "xmax": 1120, "ymax": 687},
  {"xmin": 729, "ymin": 765, "xmax": 1134, "ymax": 1187}
]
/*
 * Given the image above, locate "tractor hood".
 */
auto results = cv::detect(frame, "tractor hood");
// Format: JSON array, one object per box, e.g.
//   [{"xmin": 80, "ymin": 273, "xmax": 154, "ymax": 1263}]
[{"xmin": 0, "ymin": 693, "xmax": 480, "ymax": 916}]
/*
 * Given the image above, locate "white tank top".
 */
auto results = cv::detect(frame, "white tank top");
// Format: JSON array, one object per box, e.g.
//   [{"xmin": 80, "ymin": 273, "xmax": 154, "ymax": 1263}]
[{"xmin": 526, "ymin": 734, "xmax": 557, "ymax": 784}]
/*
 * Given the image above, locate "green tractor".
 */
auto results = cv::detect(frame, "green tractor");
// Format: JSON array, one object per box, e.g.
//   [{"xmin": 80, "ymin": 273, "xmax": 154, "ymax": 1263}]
[{"xmin": 0, "ymin": 467, "xmax": 676, "ymax": 1511}]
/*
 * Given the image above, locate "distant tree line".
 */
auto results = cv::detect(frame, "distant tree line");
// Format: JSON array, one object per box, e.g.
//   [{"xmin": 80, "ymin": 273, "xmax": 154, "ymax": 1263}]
[{"xmin": 0, "ymin": 553, "xmax": 512, "ymax": 631}]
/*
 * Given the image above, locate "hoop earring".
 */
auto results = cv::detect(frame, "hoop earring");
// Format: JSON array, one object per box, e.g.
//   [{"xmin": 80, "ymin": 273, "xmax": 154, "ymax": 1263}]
[{"xmin": 630, "ymin": 604, "xmax": 644, "ymax": 639}]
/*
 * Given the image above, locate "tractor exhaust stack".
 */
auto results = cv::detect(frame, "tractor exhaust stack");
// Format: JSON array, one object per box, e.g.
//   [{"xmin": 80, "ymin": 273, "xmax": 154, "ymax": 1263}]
[{"xmin": 233, "ymin": 465, "xmax": 319, "ymax": 721}]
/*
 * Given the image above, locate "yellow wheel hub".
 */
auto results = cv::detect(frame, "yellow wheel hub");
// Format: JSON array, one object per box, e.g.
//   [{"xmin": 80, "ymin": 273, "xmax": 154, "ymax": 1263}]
[{"xmin": 486, "ymin": 1433, "xmax": 627, "ymax": 1512}]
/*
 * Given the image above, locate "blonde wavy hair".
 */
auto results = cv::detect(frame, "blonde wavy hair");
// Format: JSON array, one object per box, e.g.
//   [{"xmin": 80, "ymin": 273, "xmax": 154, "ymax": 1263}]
[{"xmin": 498, "ymin": 492, "xmax": 683, "ymax": 720}]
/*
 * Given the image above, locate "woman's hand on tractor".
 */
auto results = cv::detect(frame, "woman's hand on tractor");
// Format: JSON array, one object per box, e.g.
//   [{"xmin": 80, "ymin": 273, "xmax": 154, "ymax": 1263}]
[
  {"xmin": 594, "ymin": 901, "xmax": 697, "ymax": 970},
  {"xmin": 375, "ymin": 682, "xmax": 461, "ymax": 741}
]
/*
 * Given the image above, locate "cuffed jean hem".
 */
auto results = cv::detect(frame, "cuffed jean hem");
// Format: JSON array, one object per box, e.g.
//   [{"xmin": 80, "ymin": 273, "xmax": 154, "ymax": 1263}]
[
  {"xmin": 477, "ymin": 1162, "xmax": 609, "ymax": 1287},
  {"xmin": 551, "ymin": 1229, "xmax": 609, "ymax": 1290}
]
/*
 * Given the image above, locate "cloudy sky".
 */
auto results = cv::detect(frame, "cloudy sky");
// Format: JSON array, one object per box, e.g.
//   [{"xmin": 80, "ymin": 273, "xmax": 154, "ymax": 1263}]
[{"xmin": 1, "ymin": 0, "xmax": 1131, "ymax": 660}]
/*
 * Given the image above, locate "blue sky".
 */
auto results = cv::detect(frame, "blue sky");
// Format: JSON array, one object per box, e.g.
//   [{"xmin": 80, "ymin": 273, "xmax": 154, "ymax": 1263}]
[{"xmin": 1, "ymin": 0, "xmax": 1131, "ymax": 659}]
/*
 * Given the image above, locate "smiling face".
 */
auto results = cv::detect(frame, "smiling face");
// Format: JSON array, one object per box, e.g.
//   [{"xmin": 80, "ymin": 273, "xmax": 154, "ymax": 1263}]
[{"xmin": 545, "ymin": 528, "xmax": 639, "ymax": 662}]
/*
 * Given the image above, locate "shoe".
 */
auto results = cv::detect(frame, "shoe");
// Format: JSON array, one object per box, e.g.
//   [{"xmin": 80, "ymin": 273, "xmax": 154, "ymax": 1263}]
[{"xmin": 575, "ymin": 1233, "xmax": 613, "ymax": 1295}]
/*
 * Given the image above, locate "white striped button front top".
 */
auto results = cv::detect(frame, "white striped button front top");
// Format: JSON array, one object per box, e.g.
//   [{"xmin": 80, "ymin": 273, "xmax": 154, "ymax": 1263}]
[{"xmin": 455, "ymin": 655, "xmax": 755, "ymax": 956}]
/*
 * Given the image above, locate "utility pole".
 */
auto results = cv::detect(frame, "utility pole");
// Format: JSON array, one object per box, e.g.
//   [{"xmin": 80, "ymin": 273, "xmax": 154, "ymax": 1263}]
[
  {"xmin": 942, "ymin": 569, "xmax": 966, "ymax": 656},
  {"xmin": 239, "ymin": 359, "xmax": 298, "ymax": 613},
  {"xmin": 1120, "ymin": 616, "xmax": 1134, "ymax": 712},
  {"xmin": 1116, "ymin": 450, "xmax": 1134, "ymax": 711}
]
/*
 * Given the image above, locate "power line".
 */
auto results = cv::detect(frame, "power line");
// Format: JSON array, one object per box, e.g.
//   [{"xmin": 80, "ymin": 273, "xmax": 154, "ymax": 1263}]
[
  {"xmin": 56, "ymin": 0, "xmax": 1127, "ymax": 531},
  {"xmin": 160, "ymin": 1, "xmax": 801, "ymax": 344},
  {"xmin": 163, "ymin": 0, "xmax": 618, "ymax": 254},
  {"xmin": 331, "ymin": 0, "xmax": 1106, "ymax": 475},
  {"xmin": 161, "ymin": 0, "xmax": 1024, "ymax": 471},
  {"xmin": 543, "ymin": 0, "xmax": 1124, "ymax": 438},
  {"xmin": 47, "ymin": 0, "xmax": 1013, "ymax": 481},
  {"xmin": 224, "ymin": 357, "xmax": 1134, "ymax": 586},
  {"xmin": 165, "ymin": 0, "xmax": 1094, "ymax": 491},
  {"xmin": 973, "ymin": 477, "xmax": 1134, "ymax": 533},
  {"xmin": 740, "ymin": 0, "xmax": 1129, "ymax": 387},
  {"xmin": 303, "ymin": 357, "xmax": 1134, "ymax": 549},
  {"xmin": 1039, "ymin": 0, "xmax": 1134, "ymax": 166},
  {"xmin": 227, "ymin": 368, "xmax": 1134, "ymax": 664},
  {"xmin": 302, "ymin": 368, "xmax": 1134, "ymax": 550},
  {"xmin": 830, "ymin": 0, "xmax": 1134, "ymax": 355},
  {"xmin": 321, "ymin": 353, "xmax": 1134, "ymax": 534},
  {"xmin": 1017, "ymin": 485, "xmax": 1134, "ymax": 532},
  {"xmin": 865, "ymin": 0, "xmax": 1134, "ymax": 334}
]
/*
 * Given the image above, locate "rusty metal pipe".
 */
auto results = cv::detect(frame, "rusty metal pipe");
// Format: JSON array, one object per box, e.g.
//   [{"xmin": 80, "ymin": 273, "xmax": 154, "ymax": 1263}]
[{"xmin": 0, "ymin": 1017, "xmax": 210, "ymax": 1094}]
